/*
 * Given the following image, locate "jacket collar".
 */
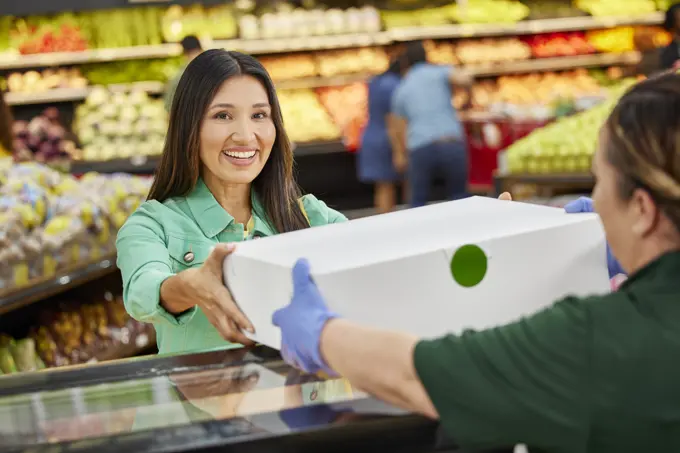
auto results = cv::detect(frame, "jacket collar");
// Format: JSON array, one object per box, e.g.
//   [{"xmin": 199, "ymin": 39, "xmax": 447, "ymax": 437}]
[{"xmin": 185, "ymin": 178, "xmax": 275, "ymax": 238}]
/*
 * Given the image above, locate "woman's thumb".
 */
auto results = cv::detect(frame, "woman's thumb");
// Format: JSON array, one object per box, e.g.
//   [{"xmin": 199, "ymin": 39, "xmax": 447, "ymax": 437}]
[{"xmin": 206, "ymin": 243, "xmax": 236, "ymax": 269}]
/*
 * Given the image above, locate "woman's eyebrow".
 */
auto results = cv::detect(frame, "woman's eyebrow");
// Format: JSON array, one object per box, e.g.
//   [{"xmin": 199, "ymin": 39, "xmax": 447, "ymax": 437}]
[{"xmin": 209, "ymin": 102, "xmax": 271, "ymax": 110}]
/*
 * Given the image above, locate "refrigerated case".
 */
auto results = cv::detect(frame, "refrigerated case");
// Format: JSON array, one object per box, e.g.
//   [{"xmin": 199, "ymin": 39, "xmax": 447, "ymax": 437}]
[{"xmin": 0, "ymin": 346, "xmax": 453, "ymax": 453}]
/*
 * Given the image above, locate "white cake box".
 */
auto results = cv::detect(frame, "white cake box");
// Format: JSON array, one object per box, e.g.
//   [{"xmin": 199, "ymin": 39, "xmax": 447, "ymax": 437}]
[{"xmin": 224, "ymin": 197, "xmax": 610, "ymax": 350}]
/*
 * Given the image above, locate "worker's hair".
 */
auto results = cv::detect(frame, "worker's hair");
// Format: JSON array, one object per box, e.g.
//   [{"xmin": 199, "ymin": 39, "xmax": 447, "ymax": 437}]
[
  {"xmin": 0, "ymin": 90, "xmax": 13, "ymax": 152},
  {"xmin": 663, "ymin": 3, "xmax": 680, "ymax": 31},
  {"xmin": 181, "ymin": 35, "xmax": 203, "ymax": 54},
  {"xmin": 604, "ymin": 71, "xmax": 680, "ymax": 232}
]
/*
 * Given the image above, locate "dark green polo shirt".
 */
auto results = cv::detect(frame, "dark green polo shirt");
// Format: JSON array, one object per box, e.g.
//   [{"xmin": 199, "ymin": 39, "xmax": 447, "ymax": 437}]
[{"xmin": 414, "ymin": 251, "xmax": 680, "ymax": 453}]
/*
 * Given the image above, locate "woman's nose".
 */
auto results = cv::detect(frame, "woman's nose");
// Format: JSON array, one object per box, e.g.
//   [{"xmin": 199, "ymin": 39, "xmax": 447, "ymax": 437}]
[{"xmin": 231, "ymin": 119, "xmax": 255, "ymax": 143}]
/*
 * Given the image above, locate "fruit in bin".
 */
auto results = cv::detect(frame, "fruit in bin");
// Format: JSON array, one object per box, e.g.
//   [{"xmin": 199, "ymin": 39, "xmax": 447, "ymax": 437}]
[
  {"xmin": 574, "ymin": 0, "xmax": 656, "ymax": 17},
  {"xmin": 75, "ymin": 87, "xmax": 168, "ymax": 161},
  {"xmin": 505, "ymin": 79, "xmax": 637, "ymax": 174},
  {"xmin": 450, "ymin": 0, "xmax": 530, "ymax": 24},
  {"xmin": 278, "ymin": 89, "xmax": 340, "ymax": 142}
]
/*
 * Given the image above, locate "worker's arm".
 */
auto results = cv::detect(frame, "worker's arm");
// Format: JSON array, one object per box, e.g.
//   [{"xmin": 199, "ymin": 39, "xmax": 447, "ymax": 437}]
[{"xmin": 273, "ymin": 260, "xmax": 593, "ymax": 451}]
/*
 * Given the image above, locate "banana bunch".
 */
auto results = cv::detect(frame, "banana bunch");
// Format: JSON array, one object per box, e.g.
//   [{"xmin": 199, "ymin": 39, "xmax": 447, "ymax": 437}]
[
  {"xmin": 574, "ymin": 0, "xmax": 657, "ymax": 17},
  {"xmin": 450, "ymin": 0, "xmax": 530, "ymax": 24}
]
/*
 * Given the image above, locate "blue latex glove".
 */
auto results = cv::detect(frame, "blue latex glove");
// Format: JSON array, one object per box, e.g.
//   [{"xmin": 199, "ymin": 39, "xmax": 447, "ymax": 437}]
[
  {"xmin": 272, "ymin": 259, "xmax": 339, "ymax": 375},
  {"xmin": 564, "ymin": 197, "xmax": 626, "ymax": 278}
]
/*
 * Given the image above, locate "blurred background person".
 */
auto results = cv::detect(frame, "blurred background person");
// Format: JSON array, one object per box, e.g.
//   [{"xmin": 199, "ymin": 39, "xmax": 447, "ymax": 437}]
[
  {"xmin": 164, "ymin": 35, "xmax": 204, "ymax": 111},
  {"xmin": 357, "ymin": 57, "xmax": 405, "ymax": 214},
  {"xmin": 661, "ymin": 3, "xmax": 680, "ymax": 69},
  {"xmin": 0, "ymin": 90, "xmax": 13, "ymax": 157},
  {"xmin": 389, "ymin": 41, "xmax": 474, "ymax": 208}
]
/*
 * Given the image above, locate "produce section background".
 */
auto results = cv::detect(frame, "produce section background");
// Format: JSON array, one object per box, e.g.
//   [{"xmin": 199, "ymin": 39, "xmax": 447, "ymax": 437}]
[{"xmin": 1, "ymin": 0, "xmax": 676, "ymax": 377}]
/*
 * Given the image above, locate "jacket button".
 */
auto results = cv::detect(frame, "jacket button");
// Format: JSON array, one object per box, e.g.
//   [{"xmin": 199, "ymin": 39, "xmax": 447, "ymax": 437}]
[{"xmin": 183, "ymin": 252, "xmax": 195, "ymax": 263}]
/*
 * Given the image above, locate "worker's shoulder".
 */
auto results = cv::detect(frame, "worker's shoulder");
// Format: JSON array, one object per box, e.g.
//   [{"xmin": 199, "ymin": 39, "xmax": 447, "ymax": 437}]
[{"xmin": 299, "ymin": 194, "xmax": 348, "ymax": 226}]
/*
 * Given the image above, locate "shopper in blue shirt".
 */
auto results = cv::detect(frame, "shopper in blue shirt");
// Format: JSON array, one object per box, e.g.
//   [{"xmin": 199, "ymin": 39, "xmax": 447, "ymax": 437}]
[
  {"xmin": 357, "ymin": 58, "xmax": 404, "ymax": 214},
  {"xmin": 390, "ymin": 41, "xmax": 474, "ymax": 208}
]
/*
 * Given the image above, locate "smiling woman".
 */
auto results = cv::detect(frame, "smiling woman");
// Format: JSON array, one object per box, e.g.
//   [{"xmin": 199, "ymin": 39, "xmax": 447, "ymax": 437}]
[{"xmin": 115, "ymin": 50, "xmax": 347, "ymax": 356}]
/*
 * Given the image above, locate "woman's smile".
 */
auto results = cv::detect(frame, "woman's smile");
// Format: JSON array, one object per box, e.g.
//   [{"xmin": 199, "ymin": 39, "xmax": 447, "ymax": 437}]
[{"xmin": 221, "ymin": 147, "xmax": 259, "ymax": 167}]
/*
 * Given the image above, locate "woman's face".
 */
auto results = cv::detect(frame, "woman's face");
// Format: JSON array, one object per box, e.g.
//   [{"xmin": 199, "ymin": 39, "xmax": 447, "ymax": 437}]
[{"xmin": 199, "ymin": 75, "xmax": 276, "ymax": 186}]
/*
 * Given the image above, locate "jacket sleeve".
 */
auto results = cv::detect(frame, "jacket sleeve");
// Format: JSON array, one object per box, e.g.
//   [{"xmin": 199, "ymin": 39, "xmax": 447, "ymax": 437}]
[
  {"xmin": 413, "ymin": 296, "xmax": 594, "ymax": 452},
  {"xmin": 115, "ymin": 201, "xmax": 197, "ymax": 326},
  {"xmin": 299, "ymin": 194, "xmax": 348, "ymax": 226}
]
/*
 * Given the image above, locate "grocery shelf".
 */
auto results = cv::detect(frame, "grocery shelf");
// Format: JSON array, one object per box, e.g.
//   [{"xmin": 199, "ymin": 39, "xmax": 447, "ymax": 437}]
[
  {"xmin": 5, "ymin": 81, "xmax": 165, "ymax": 106},
  {"xmin": 212, "ymin": 32, "xmax": 392, "ymax": 55},
  {"xmin": 0, "ymin": 12, "xmax": 664, "ymax": 70},
  {"xmin": 70, "ymin": 155, "xmax": 160, "ymax": 175},
  {"xmin": 0, "ymin": 44, "xmax": 182, "ymax": 70},
  {"xmin": 494, "ymin": 171, "xmax": 594, "ymax": 196},
  {"xmin": 388, "ymin": 13, "xmax": 664, "ymax": 41},
  {"xmin": 471, "ymin": 51, "xmax": 642, "ymax": 77},
  {"xmin": 275, "ymin": 73, "xmax": 374, "ymax": 90},
  {"xmin": 0, "ymin": 255, "xmax": 117, "ymax": 315}
]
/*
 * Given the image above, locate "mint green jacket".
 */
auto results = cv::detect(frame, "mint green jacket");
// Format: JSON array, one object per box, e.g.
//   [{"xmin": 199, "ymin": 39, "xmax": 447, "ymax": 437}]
[{"xmin": 116, "ymin": 178, "xmax": 347, "ymax": 355}]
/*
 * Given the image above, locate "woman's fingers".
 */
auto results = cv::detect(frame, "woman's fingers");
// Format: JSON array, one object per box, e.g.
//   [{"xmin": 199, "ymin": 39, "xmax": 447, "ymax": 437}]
[{"xmin": 215, "ymin": 285, "xmax": 255, "ymax": 333}]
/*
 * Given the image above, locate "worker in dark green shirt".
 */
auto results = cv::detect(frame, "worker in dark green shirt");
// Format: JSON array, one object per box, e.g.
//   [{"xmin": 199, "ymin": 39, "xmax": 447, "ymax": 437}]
[
  {"xmin": 164, "ymin": 35, "xmax": 203, "ymax": 112},
  {"xmin": 271, "ymin": 72, "xmax": 680, "ymax": 452}
]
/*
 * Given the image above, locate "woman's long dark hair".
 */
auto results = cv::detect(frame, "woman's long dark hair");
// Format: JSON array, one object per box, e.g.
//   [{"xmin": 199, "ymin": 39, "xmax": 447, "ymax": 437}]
[
  {"xmin": 0, "ymin": 91, "xmax": 13, "ymax": 152},
  {"xmin": 147, "ymin": 49, "xmax": 309, "ymax": 234}
]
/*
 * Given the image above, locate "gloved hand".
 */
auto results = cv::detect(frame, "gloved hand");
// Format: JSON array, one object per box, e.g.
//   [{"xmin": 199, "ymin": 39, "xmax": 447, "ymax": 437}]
[
  {"xmin": 272, "ymin": 259, "xmax": 339, "ymax": 375},
  {"xmin": 564, "ymin": 197, "xmax": 626, "ymax": 278}
]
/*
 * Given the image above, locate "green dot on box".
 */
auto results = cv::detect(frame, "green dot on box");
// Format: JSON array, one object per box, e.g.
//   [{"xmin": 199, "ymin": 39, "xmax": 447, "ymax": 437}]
[{"xmin": 450, "ymin": 244, "xmax": 487, "ymax": 288}]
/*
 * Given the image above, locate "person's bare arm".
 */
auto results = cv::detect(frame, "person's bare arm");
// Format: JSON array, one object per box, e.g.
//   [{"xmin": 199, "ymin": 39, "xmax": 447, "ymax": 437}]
[
  {"xmin": 319, "ymin": 319, "xmax": 438, "ymax": 418},
  {"xmin": 449, "ymin": 68, "xmax": 474, "ymax": 110},
  {"xmin": 387, "ymin": 113, "xmax": 408, "ymax": 172}
]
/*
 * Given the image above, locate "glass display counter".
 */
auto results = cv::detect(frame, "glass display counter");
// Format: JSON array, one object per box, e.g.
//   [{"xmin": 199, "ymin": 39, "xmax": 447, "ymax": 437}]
[{"xmin": 0, "ymin": 346, "xmax": 448, "ymax": 453}]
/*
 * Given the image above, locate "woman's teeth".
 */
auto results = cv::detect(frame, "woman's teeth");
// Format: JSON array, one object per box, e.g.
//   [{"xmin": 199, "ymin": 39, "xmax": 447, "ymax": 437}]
[{"xmin": 223, "ymin": 150, "xmax": 256, "ymax": 159}]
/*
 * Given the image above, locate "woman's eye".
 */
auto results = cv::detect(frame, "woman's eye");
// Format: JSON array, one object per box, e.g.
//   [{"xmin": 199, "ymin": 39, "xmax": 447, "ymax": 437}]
[
  {"xmin": 253, "ymin": 112, "xmax": 269, "ymax": 120},
  {"xmin": 214, "ymin": 112, "xmax": 230, "ymax": 120}
]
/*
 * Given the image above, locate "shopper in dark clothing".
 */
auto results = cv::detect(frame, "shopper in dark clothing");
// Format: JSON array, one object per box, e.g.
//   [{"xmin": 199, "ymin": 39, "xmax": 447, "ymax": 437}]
[
  {"xmin": 660, "ymin": 3, "xmax": 680, "ymax": 69},
  {"xmin": 389, "ymin": 41, "xmax": 474, "ymax": 208},
  {"xmin": 357, "ymin": 58, "xmax": 404, "ymax": 214},
  {"xmin": 164, "ymin": 36, "xmax": 204, "ymax": 111}
]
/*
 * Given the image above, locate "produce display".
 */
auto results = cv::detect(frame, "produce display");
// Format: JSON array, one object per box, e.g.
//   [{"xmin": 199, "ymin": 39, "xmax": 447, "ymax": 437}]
[
  {"xmin": 454, "ymin": 38, "xmax": 532, "ymax": 65},
  {"xmin": 278, "ymin": 89, "xmax": 340, "ymax": 142},
  {"xmin": 261, "ymin": 55, "xmax": 318, "ymax": 81},
  {"xmin": 81, "ymin": 58, "xmax": 183, "ymax": 85},
  {"xmin": 0, "ymin": 293, "xmax": 154, "ymax": 373},
  {"xmin": 260, "ymin": 48, "xmax": 389, "ymax": 81},
  {"xmin": 0, "ymin": 161, "xmax": 151, "ymax": 292},
  {"xmin": 239, "ymin": 6, "xmax": 381, "ymax": 40},
  {"xmin": 522, "ymin": 0, "xmax": 588, "ymax": 19},
  {"xmin": 450, "ymin": 0, "xmax": 531, "ymax": 24},
  {"xmin": 74, "ymin": 87, "xmax": 168, "ymax": 161},
  {"xmin": 162, "ymin": 4, "xmax": 237, "ymax": 42},
  {"xmin": 12, "ymin": 108, "xmax": 80, "ymax": 163},
  {"xmin": 526, "ymin": 32, "xmax": 596, "ymax": 58},
  {"xmin": 316, "ymin": 48, "xmax": 389, "ymax": 78},
  {"xmin": 574, "ymin": 0, "xmax": 657, "ymax": 17},
  {"xmin": 587, "ymin": 26, "xmax": 671, "ymax": 54},
  {"xmin": 11, "ymin": 15, "xmax": 89, "ymax": 54},
  {"xmin": 3, "ymin": 68, "xmax": 88, "ymax": 94},
  {"xmin": 316, "ymin": 83, "xmax": 368, "ymax": 149},
  {"xmin": 454, "ymin": 70, "xmax": 607, "ymax": 118},
  {"xmin": 504, "ymin": 78, "xmax": 636, "ymax": 174},
  {"xmin": 381, "ymin": 5, "xmax": 458, "ymax": 28}
]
